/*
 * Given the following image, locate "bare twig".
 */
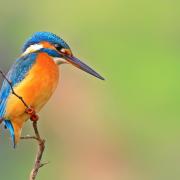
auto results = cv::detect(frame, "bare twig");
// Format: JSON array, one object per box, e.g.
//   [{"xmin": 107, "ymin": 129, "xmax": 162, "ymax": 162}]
[
  {"xmin": 0, "ymin": 69, "xmax": 29, "ymax": 108},
  {"xmin": 0, "ymin": 117, "xmax": 4, "ymax": 124},
  {"xmin": 29, "ymin": 121, "xmax": 46, "ymax": 180},
  {"xmin": 21, "ymin": 135, "xmax": 38, "ymax": 141},
  {"xmin": 0, "ymin": 69, "xmax": 47, "ymax": 180}
]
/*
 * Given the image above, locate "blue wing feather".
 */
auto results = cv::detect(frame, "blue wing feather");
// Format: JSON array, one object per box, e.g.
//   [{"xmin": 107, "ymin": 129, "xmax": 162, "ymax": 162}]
[{"xmin": 0, "ymin": 53, "xmax": 37, "ymax": 146}]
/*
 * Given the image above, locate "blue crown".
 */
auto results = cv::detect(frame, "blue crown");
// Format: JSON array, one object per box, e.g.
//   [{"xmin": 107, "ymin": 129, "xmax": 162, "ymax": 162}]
[{"xmin": 22, "ymin": 32, "xmax": 70, "ymax": 52}]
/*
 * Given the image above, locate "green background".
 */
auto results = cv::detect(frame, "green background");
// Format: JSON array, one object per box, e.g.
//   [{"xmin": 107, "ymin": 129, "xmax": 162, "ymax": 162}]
[{"xmin": 0, "ymin": 0, "xmax": 180, "ymax": 179}]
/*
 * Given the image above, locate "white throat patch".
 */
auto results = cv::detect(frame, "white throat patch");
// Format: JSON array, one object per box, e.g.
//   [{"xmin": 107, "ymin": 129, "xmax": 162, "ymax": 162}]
[
  {"xmin": 53, "ymin": 57, "xmax": 68, "ymax": 65},
  {"xmin": 21, "ymin": 44, "xmax": 43, "ymax": 57}
]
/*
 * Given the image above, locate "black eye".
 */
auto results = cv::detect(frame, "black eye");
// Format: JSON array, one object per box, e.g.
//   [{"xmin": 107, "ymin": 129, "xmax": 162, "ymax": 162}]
[{"xmin": 54, "ymin": 44, "xmax": 63, "ymax": 51}]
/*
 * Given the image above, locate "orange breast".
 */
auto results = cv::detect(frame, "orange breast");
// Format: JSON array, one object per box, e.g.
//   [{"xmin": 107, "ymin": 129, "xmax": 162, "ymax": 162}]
[{"xmin": 5, "ymin": 53, "xmax": 59, "ymax": 119}]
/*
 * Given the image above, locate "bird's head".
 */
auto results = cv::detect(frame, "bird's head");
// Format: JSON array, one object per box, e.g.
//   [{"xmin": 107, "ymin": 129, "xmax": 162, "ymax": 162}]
[{"xmin": 22, "ymin": 32, "xmax": 104, "ymax": 80}]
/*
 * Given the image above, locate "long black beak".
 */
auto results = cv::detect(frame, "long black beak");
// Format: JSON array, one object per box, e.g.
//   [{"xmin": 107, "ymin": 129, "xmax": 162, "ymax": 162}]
[{"xmin": 64, "ymin": 55, "xmax": 105, "ymax": 80}]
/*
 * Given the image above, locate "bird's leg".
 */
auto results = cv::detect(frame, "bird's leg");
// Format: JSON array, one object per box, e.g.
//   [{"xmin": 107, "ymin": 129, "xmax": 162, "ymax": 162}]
[{"xmin": 25, "ymin": 107, "xmax": 39, "ymax": 122}]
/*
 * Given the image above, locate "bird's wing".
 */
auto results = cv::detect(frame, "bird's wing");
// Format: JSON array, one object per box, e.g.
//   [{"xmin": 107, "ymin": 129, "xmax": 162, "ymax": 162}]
[
  {"xmin": 0, "ymin": 53, "xmax": 37, "ymax": 146},
  {"xmin": 0, "ymin": 53, "xmax": 37, "ymax": 117}
]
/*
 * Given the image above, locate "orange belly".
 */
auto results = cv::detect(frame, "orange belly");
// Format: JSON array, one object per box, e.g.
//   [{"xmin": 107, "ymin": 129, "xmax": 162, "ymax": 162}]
[{"xmin": 5, "ymin": 52, "xmax": 59, "ymax": 120}]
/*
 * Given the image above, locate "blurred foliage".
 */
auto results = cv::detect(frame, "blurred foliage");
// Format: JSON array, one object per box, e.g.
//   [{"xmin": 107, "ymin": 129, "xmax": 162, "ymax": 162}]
[{"xmin": 0, "ymin": 0, "xmax": 180, "ymax": 179}]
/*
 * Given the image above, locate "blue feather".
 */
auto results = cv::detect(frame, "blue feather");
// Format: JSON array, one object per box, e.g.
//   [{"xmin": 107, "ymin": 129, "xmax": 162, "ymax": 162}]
[
  {"xmin": 40, "ymin": 48, "xmax": 61, "ymax": 57},
  {"xmin": 22, "ymin": 32, "xmax": 70, "ymax": 52}
]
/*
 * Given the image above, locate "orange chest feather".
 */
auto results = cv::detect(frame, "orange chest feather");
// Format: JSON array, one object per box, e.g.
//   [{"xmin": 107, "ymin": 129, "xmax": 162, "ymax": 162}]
[
  {"xmin": 33, "ymin": 53, "xmax": 59, "ymax": 84},
  {"xmin": 6, "ymin": 53, "xmax": 59, "ymax": 117},
  {"xmin": 21, "ymin": 52, "xmax": 60, "ymax": 105},
  {"xmin": 25, "ymin": 53, "xmax": 59, "ymax": 91}
]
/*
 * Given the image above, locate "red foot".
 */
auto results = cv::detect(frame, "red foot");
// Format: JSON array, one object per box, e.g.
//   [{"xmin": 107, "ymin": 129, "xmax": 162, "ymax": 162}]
[
  {"xmin": 30, "ymin": 114, "xmax": 39, "ymax": 122},
  {"xmin": 25, "ymin": 107, "xmax": 39, "ymax": 122},
  {"xmin": 25, "ymin": 107, "xmax": 35, "ymax": 115}
]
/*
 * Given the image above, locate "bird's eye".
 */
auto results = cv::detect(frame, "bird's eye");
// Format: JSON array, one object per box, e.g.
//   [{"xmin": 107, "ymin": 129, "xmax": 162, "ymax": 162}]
[{"xmin": 54, "ymin": 44, "xmax": 63, "ymax": 51}]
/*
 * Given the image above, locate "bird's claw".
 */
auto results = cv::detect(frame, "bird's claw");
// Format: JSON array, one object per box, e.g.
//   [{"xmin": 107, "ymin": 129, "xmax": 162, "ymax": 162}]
[
  {"xmin": 25, "ymin": 107, "xmax": 35, "ymax": 115},
  {"xmin": 30, "ymin": 113, "xmax": 39, "ymax": 122},
  {"xmin": 25, "ymin": 107, "xmax": 39, "ymax": 122}
]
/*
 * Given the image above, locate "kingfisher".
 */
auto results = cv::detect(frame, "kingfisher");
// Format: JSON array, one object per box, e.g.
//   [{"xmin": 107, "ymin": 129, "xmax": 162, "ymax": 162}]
[{"xmin": 0, "ymin": 32, "xmax": 104, "ymax": 147}]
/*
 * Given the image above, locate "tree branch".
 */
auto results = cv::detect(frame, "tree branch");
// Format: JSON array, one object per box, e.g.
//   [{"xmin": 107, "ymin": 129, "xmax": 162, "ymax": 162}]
[
  {"xmin": 29, "ymin": 121, "xmax": 46, "ymax": 180},
  {"xmin": 0, "ymin": 69, "xmax": 47, "ymax": 180}
]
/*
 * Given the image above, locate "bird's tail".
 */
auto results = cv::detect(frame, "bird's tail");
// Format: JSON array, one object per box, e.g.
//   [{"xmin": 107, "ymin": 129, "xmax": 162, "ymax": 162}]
[{"xmin": 4, "ymin": 119, "xmax": 23, "ymax": 148}]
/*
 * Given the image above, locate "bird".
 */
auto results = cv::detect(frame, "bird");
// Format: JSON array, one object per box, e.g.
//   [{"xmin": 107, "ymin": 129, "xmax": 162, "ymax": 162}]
[{"xmin": 0, "ymin": 32, "xmax": 104, "ymax": 147}]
